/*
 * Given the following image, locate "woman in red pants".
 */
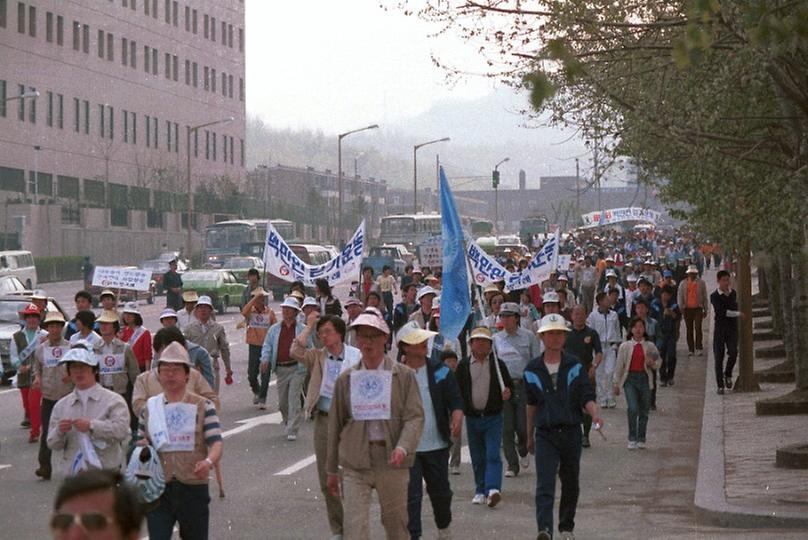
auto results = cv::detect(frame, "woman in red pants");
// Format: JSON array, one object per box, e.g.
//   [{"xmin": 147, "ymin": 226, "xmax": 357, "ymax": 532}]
[{"xmin": 10, "ymin": 303, "xmax": 46, "ymax": 443}]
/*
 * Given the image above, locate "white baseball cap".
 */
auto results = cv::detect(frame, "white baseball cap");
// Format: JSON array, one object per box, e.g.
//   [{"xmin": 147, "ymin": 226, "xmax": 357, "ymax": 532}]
[
  {"xmin": 122, "ymin": 301, "xmax": 140, "ymax": 315},
  {"xmin": 196, "ymin": 295, "xmax": 214, "ymax": 308},
  {"xmin": 58, "ymin": 345, "xmax": 99, "ymax": 367},
  {"xmin": 542, "ymin": 291, "xmax": 560, "ymax": 304},
  {"xmin": 159, "ymin": 308, "xmax": 178, "ymax": 320},
  {"xmin": 537, "ymin": 313, "xmax": 570, "ymax": 333},
  {"xmin": 280, "ymin": 297, "xmax": 301, "ymax": 311},
  {"xmin": 416, "ymin": 286, "xmax": 438, "ymax": 302},
  {"xmin": 396, "ymin": 321, "xmax": 437, "ymax": 345}
]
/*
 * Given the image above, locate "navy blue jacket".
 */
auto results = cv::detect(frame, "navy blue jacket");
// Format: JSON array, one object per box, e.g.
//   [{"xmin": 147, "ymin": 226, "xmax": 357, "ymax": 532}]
[
  {"xmin": 524, "ymin": 352, "xmax": 596, "ymax": 429},
  {"xmin": 419, "ymin": 359, "xmax": 464, "ymax": 446}
]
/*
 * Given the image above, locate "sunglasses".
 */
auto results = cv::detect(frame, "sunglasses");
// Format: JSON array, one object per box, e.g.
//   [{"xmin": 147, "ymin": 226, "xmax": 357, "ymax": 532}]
[{"xmin": 50, "ymin": 512, "xmax": 115, "ymax": 532}]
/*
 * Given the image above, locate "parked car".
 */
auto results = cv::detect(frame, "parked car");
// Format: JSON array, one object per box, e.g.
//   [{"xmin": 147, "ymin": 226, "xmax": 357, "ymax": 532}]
[
  {"xmin": 179, "ymin": 270, "xmax": 247, "ymax": 314},
  {"xmin": 0, "ymin": 295, "xmax": 68, "ymax": 383},
  {"xmin": 140, "ymin": 260, "xmax": 172, "ymax": 295},
  {"xmin": 221, "ymin": 256, "xmax": 264, "ymax": 283},
  {"xmin": 0, "ymin": 276, "xmax": 31, "ymax": 296},
  {"xmin": 85, "ymin": 266, "xmax": 156, "ymax": 307},
  {"xmin": 0, "ymin": 250, "xmax": 38, "ymax": 289}
]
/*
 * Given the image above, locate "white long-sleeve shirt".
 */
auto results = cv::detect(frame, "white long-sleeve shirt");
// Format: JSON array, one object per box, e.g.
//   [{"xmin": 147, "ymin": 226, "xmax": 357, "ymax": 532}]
[{"xmin": 587, "ymin": 308, "xmax": 622, "ymax": 346}]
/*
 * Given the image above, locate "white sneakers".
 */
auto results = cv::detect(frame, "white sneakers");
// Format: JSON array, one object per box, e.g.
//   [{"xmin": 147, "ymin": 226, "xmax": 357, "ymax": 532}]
[
  {"xmin": 252, "ymin": 393, "xmax": 260, "ymax": 405},
  {"xmin": 627, "ymin": 441, "xmax": 637, "ymax": 450},
  {"xmin": 286, "ymin": 433, "xmax": 297, "ymax": 441},
  {"xmin": 486, "ymin": 489, "xmax": 501, "ymax": 507},
  {"xmin": 520, "ymin": 455, "xmax": 530, "ymax": 470},
  {"xmin": 696, "ymin": 349, "xmax": 703, "ymax": 356},
  {"xmin": 472, "ymin": 494, "xmax": 486, "ymax": 505},
  {"xmin": 450, "ymin": 466, "xmax": 460, "ymax": 475},
  {"xmin": 504, "ymin": 470, "xmax": 516, "ymax": 478},
  {"xmin": 437, "ymin": 527, "xmax": 452, "ymax": 539}
]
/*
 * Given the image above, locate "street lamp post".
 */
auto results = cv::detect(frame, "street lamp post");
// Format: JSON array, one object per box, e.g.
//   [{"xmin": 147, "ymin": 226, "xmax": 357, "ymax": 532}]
[
  {"xmin": 493, "ymin": 157, "xmax": 509, "ymax": 233},
  {"xmin": 338, "ymin": 125, "xmax": 378, "ymax": 245},
  {"xmin": 413, "ymin": 137, "xmax": 450, "ymax": 213},
  {"xmin": 186, "ymin": 116, "xmax": 234, "ymax": 258}
]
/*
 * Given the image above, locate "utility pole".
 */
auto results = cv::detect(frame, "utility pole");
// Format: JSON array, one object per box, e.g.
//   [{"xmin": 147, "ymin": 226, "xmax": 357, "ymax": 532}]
[
  {"xmin": 436, "ymin": 154, "xmax": 440, "ymax": 212},
  {"xmin": 413, "ymin": 137, "xmax": 450, "ymax": 214},
  {"xmin": 575, "ymin": 157, "xmax": 580, "ymax": 225}
]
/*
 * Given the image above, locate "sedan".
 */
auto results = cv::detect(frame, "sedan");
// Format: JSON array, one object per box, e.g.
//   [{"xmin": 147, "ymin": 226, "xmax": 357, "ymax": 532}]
[
  {"xmin": 0, "ymin": 295, "xmax": 69, "ymax": 384},
  {"xmin": 221, "ymin": 256, "xmax": 264, "ymax": 283},
  {"xmin": 179, "ymin": 270, "xmax": 247, "ymax": 314}
]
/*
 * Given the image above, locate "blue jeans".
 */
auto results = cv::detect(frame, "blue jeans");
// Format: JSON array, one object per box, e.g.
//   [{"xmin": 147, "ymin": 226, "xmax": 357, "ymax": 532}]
[
  {"xmin": 147, "ymin": 481, "xmax": 211, "ymax": 540},
  {"xmin": 534, "ymin": 426, "xmax": 581, "ymax": 536},
  {"xmin": 407, "ymin": 447, "xmax": 452, "ymax": 539},
  {"xmin": 624, "ymin": 372, "xmax": 651, "ymax": 442},
  {"xmin": 465, "ymin": 414, "xmax": 503, "ymax": 495}
]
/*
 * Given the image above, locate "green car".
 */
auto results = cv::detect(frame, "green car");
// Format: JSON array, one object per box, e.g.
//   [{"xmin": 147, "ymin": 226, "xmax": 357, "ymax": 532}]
[
  {"xmin": 221, "ymin": 256, "xmax": 264, "ymax": 283},
  {"xmin": 180, "ymin": 270, "xmax": 247, "ymax": 314}
]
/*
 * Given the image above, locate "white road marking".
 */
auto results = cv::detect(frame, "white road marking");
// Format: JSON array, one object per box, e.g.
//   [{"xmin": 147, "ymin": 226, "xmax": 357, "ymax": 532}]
[
  {"xmin": 221, "ymin": 411, "xmax": 283, "ymax": 439},
  {"xmin": 0, "ymin": 388, "xmax": 19, "ymax": 396},
  {"xmin": 0, "ymin": 464, "xmax": 12, "ymax": 470},
  {"xmin": 274, "ymin": 454, "xmax": 317, "ymax": 476}
]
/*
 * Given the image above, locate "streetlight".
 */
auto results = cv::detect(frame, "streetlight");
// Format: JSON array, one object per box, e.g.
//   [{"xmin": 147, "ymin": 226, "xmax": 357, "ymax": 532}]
[
  {"xmin": 3, "ymin": 90, "xmax": 40, "ymax": 102},
  {"xmin": 186, "ymin": 116, "xmax": 234, "ymax": 258},
  {"xmin": 338, "ymin": 124, "xmax": 378, "ymax": 244},
  {"xmin": 493, "ymin": 157, "xmax": 509, "ymax": 232},
  {"xmin": 413, "ymin": 137, "xmax": 450, "ymax": 213}
]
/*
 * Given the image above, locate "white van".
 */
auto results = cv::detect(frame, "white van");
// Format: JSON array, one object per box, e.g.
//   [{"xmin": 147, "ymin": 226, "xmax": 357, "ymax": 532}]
[{"xmin": 0, "ymin": 250, "xmax": 37, "ymax": 289}]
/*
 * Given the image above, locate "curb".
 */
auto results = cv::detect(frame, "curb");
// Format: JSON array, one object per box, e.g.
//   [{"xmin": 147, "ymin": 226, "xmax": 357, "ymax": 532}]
[{"xmin": 694, "ymin": 311, "xmax": 808, "ymax": 528}]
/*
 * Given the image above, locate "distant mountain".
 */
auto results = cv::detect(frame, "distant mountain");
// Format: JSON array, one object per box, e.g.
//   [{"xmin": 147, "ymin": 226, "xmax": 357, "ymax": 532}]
[{"xmin": 246, "ymin": 87, "xmax": 602, "ymax": 191}]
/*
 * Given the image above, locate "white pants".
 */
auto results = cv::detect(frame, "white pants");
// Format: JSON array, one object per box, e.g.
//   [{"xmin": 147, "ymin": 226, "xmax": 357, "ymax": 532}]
[{"xmin": 596, "ymin": 343, "xmax": 616, "ymax": 404}]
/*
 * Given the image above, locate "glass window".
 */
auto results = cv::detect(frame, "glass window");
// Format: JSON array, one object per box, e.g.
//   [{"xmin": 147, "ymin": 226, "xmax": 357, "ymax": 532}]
[
  {"xmin": 72, "ymin": 20, "xmax": 79, "ymax": 50},
  {"xmin": 172, "ymin": 54, "xmax": 178, "ymax": 81},
  {"xmin": 130, "ymin": 39, "xmax": 136, "ymax": 68},
  {"xmin": 164, "ymin": 52, "xmax": 170, "ymax": 79},
  {"xmin": 57, "ymin": 93, "xmax": 63, "ymax": 128},
  {"xmin": 45, "ymin": 11, "xmax": 52, "ymax": 42},
  {"xmin": 73, "ymin": 97, "xmax": 79, "ymax": 132},
  {"xmin": 203, "ymin": 13, "xmax": 208, "ymax": 38},
  {"xmin": 97, "ymin": 29, "xmax": 104, "ymax": 58},
  {"xmin": 184, "ymin": 59, "xmax": 190, "ymax": 84},
  {"xmin": 121, "ymin": 37, "xmax": 128, "ymax": 65},
  {"xmin": 46, "ymin": 91, "xmax": 53, "ymax": 127},
  {"xmin": 184, "ymin": 5, "xmax": 189, "ymax": 31},
  {"xmin": 238, "ymin": 27, "xmax": 243, "ymax": 52},
  {"xmin": 28, "ymin": 86, "xmax": 35, "ymax": 123},
  {"xmin": 123, "ymin": 109, "xmax": 128, "ymax": 143},
  {"xmin": 221, "ymin": 20, "xmax": 225, "ymax": 45},
  {"xmin": 145, "ymin": 114, "xmax": 150, "ymax": 147},
  {"xmin": 172, "ymin": 0, "xmax": 177, "ymax": 26},
  {"xmin": 83, "ymin": 100, "xmax": 89, "ymax": 134},
  {"xmin": 27, "ymin": 4, "xmax": 34, "ymax": 37},
  {"xmin": 238, "ymin": 77, "xmax": 243, "ymax": 101},
  {"xmin": 131, "ymin": 112, "xmax": 137, "ymax": 144},
  {"xmin": 192, "ymin": 62, "xmax": 197, "ymax": 87},
  {"xmin": 166, "ymin": 119, "xmax": 171, "ymax": 151},
  {"xmin": 17, "ymin": 2, "xmax": 23, "ymax": 34},
  {"xmin": 99, "ymin": 104, "xmax": 105, "ymax": 137},
  {"xmin": 108, "ymin": 105, "xmax": 113, "ymax": 139},
  {"xmin": 144, "ymin": 45, "xmax": 150, "ymax": 72},
  {"xmin": 382, "ymin": 218, "xmax": 415, "ymax": 235},
  {"xmin": 107, "ymin": 32, "xmax": 113, "ymax": 61},
  {"xmin": 203, "ymin": 66, "xmax": 209, "ymax": 90},
  {"xmin": 228, "ymin": 24, "xmax": 233, "ymax": 48},
  {"xmin": 0, "ymin": 0, "xmax": 6, "ymax": 28},
  {"xmin": 163, "ymin": 0, "xmax": 169, "ymax": 23},
  {"xmin": 0, "ymin": 80, "xmax": 5, "ymax": 118},
  {"xmin": 82, "ymin": 22, "xmax": 89, "ymax": 53},
  {"xmin": 212, "ymin": 130, "xmax": 216, "ymax": 161},
  {"xmin": 211, "ymin": 68, "xmax": 216, "ymax": 92},
  {"xmin": 152, "ymin": 47, "xmax": 157, "ymax": 75},
  {"xmin": 192, "ymin": 9, "xmax": 197, "ymax": 34},
  {"xmin": 211, "ymin": 16, "xmax": 216, "ymax": 41},
  {"xmin": 56, "ymin": 15, "xmax": 63, "ymax": 45}
]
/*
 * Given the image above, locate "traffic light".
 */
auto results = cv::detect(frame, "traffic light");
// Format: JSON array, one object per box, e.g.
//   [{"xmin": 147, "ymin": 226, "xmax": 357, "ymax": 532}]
[{"xmin": 492, "ymin": 170, "xmax": 500, "ymax": 188}]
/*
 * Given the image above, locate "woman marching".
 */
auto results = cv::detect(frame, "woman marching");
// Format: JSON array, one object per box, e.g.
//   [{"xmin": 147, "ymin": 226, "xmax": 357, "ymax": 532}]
[
  {"xmin": 120, "ymin": 302, "xmax": 153, "ymax": 372},
  {"xmin": 613, "ymin": 316, "xmax": 661, "ymax": 450}
]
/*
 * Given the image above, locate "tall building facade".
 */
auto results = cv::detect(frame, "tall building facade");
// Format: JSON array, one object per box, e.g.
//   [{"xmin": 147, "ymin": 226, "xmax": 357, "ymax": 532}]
[{"xmin": 0, "ymin": 0, "xmax": 246, "ymax": 262}]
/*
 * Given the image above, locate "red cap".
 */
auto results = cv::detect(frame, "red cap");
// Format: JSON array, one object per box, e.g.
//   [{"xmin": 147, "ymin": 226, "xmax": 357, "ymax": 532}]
[{"xmin": 21, "ymin": 303, "xmax": 41, "ymax": 317}]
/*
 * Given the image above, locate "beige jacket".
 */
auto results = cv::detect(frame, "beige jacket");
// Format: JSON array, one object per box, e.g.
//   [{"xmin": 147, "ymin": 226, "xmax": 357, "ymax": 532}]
[
  {"xmin": 33, "ymin": 338, "xmax": 73, "ymax": 401},
  {"xmin": 94, "ymin": 338, "xmax": 141, "ymax": 395},
  {"xmin": 184, "ymin": 320, "xmax": 231, "ymax": 371},
  {"xmin": 47, "ymin": 384, "xmax": 131, "ymax": 474},
  {"xmin": 290, "ymin": 325, "xmax": 361, "ymax": 418},
  {"xmin": 327, "ymin": 356, "xmax": 424, "ymax": 474},
  {"xmin": 131, "ymin": 369, "xmax": 220, "ymax": 417},
  {"xmin": 613, "ymin": 339, "xmax": 661, "ymax": 388},
  {"xmin": 677, "ymin": 277, "xmax": 709, "ymax": 311}
]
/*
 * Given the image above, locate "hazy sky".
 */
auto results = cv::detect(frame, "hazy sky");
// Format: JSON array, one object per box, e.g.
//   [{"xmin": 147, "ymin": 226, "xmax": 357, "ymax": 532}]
[{"xmin": 245, "ymin": 1, "xmax": 495, "ymax": 132}]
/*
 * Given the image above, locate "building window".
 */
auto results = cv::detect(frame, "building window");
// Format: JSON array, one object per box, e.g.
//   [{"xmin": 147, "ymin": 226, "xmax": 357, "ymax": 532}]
[
  {"xmin": 184, "ymin": 59, "xmax": 190, "ymax": 85},
  {"xmin": 121, "ymin": 37, "xmax": 128, "ymax": 65},
  {"xmin": 144, "ymin": 45, "xmax": 150, "ymax": 72},
  {"xmin": 151, "ymin": 0, "xmax": 157, "ymax": 18},
  {"xmin": 152, "ymin": 47, "xmax": 158, "ymax": 75},
  {"xmin": 238, "ymin": 27, "xmax": 243, "ymax": 52},
  {"xmin": 123, "ymin": 109, "xmax": 128, "ymax": 142},
  {"xmin": 110, "ymin": 208, "xmax": 129, "ymax": 227},
  {"xmin": 16, "ymin": 2, "xmax": 23, "ymax": 34},
  {"xmin": 46, "ymin": 91, "xmax": 53, "ymax": 126},
  {"xmin": 98, "ymin": 29, "xmax": 105, "ymax": 58},
  {"xmin": 172, "ymin": 54, "xmax": 178, "ymax": 81},
  {"xmin": 230, "ymin": 136, "xmax": 234, "ymax": 165},
  {"xmin": 45, "ymin": 11, "xmax": 52, "ymax": 42},
  {"xmin": 221, "ymin": 20, "xmax": 226, "ymax": 45},
  {"xmin": 108, "ymin": 105, "xmax": 114, "ymax": 140},
  {"xmin": 28, "ymin": 86, "xmax": 35, "ymax": 123},
  {"xmin": 82, "ymin": 23, "xmax": 89, "ymax": 53},
  {"xmin": 83, "ymin": 100, "xmax": 89, "ymax": 134},
  {"xmin": 184, "ymin": 5, "xmax": 189, "ymax": 31},
  {"xmin": 0, "ymin": 0, "xmax": 6, "ymax": 28},
  {"xmin": 211, "ymin": 68, "xmax": 216, "ymax": 93},
  {"xmin": 211, "ymin": 16, "xmax": 216, "ymax": 41},
  {"xmin": 203, "ymin": 66, "xmax": 209, "ymax": 91},
  {"xmin": 147, "ymin": 209, "xmax": 163, "ymax": 229},
  {"xmin": 236, "ymin": 76, "xmax": 241, "ymax": 101},
  {"xmin": 223, "ymin": 134, "xmax": 227, "ymax": 163},
  {"xmin": 72, "ymin": 20, "xmax": 79, "ymax": 50},
  {"xmin": 17, "ymin": 84, "xmax": 24, "ymax": 121},
  {"xmin": 57, "ymin": 93, "xmax": 63, "ymax": 128},
  {"xmin": 164, "ymin": 52, "xmax": 170, "ymax": 79},
  {"xmin": 107, "ymin": 32, "xmax": 113, "ymax": 61},
  {"xmin": 163, "ymin": 0, "xmax": 169, "ymax": 23},
  {"xmin": 212, "ymin": 131, "xmax": 216, "ymax": 161},
  {"xmin": 56, "ymin": 15, "xmax": 63, "ymax": 45},
  {"xmin": 131, "ymin": 112, "xmax": 137, "ymax": 144},
  {"xmin": 204, "ymin": 14, "xmax": 209, "ymax": 39},
  {"xmin": 221, "ymin": 72, "xmax": 227, "ymax": 97},
  {"xmin": 73, "ymin": 97, "xmax": 79, "ymax": 132},
  {"xmin": 99, "ymin": 104, "xmax": 105, "ymax": 138},
  {"xmin": 240, "ymin": 138, "xmax": 245, "ymax": 167},
  {"xmin": 192, "ymin": 62, "xmax": 198, "ymax": 87},
  {"xmin": 27, "ymin": 4, "xmax": 34, "ymax": 37},
  {"xmin": 192, "ymin": 9, "xmax": 197, "ymax": 33},
  {"xmin": 204, "ymin": 130, "xmax": 209, "ymax": 159},
  {"xmin": 0, "ymin": 80, "xmax": 5, "ymax": 118},
  {"xmin": 153, "ymin": 116, "xmax": 158, "ymax": 148},
  {"xmin": 193, "ymin": 128, "xmax": 198, "ymax": 157},
  {"xmin": 166, "ymin": 119, "xmax": 171, "ymax": 151},
  {"xmin": 144, "ymin": 0, "xmax": 149, "ymax": 16},
  {"xmin": 173, "ymin": 122, "xmax": 178, "ymax": 153},
  {"xmin": 171, "ymin": 1, "xmax": 177, "ymax": 26},
  {"xmin": 130, "ymin": 40, "xmax": 136, "ymax": 68},
  {"xmin": 145, "ymin": 114, "xmax": 150, "ymax": 147}
]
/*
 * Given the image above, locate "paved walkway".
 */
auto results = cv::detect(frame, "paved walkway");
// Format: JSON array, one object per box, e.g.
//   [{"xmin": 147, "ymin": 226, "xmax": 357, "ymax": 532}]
[{"xmin": 694, "ymin": 271, "xmax": 808, "ymax": 529}]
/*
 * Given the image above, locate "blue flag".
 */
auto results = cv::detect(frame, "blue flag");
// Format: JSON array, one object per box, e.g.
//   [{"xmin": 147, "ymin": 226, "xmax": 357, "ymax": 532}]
[{"xmin": 439, "ymin": 167, "xmax": 470, "ymax": 342}]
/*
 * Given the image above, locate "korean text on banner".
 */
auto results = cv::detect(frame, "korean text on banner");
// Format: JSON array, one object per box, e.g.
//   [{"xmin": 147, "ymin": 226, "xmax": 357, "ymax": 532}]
[
  {"xmin": 264, "ymin": 220, "xmax": 365, "ymax": 287},
  {"xmin": 439, "ymin": 167, "xmax": 471, "ymax": 343},
  {"xmin": 580, "ymin": 207, "xmax": 661, "ymax": 228},
  {"xmin": 91, "ymin": 267, "xmax": 152, "ymax": 291},
  {"xmin": 467, "ymin": 232, "xmax": 559, "ymax": 290}
]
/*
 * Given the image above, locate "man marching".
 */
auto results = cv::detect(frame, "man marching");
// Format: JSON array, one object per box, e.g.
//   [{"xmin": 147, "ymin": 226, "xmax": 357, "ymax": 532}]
[
  {"xmin": 326, "ymin": 309, "xmax": 424, "ymax": 540},
  {"xmin": 397, "ymin": 321, "xmax": 463, "ymax": 540},
  {"xmin": 47, "ymin": 345, "xmax": 131, "ymax": 475},
  {"xmin": 32, "ymin": 311, "xmax": 72, "ymax": 480},
  {"xmin": 291, "ymin": 312, "xmax": 361, "ymax": 539},
  {"xmin": 241, "ymin": 287, "xmax": 276, "ymax": 408},
  {"xmin": 526, "ymin": 314, "xmax": 603, "ymax": 540},
  {"xmin": 184, "ymin": 295, "xmax": 233, "ymax": 392}
]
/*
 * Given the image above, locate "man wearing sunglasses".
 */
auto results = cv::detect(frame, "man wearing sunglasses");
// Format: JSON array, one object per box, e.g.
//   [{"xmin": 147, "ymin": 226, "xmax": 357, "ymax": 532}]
[{"xmin": 50, "ymin": 469, "xmax": 142, "ymax": 539}]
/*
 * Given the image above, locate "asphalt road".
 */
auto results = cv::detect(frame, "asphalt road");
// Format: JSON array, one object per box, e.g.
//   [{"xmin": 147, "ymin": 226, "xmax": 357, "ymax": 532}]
[{"xmin": 0, "ymin": 279, "xmax": 801, "ymax": 539}]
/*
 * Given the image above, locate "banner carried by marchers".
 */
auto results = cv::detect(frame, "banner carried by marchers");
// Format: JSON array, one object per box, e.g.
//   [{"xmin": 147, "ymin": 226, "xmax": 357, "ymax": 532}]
[
  {"xmin": 467, "ymin": 232, "xmax": 559, "ymax": 291},
  {"xmin": 91, "ymin": 267, "xmax": 152, "ymax": 291},
  {"xmin": 581, "ymin": 207, "xmax": 661, "ymax": 228},
  {"xmin": 263, "ymin": 220, "xmax": 365, "ymax": 286}
]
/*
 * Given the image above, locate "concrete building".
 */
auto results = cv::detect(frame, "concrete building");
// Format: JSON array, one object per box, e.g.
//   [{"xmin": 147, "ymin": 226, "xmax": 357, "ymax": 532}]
[
  {"xmin": 0, "ymin": 0, "xmax": 246, "ymax": 263},
  {"xmin": 247, "ymin": 164, "xmax": 388, "ymax": 242}
]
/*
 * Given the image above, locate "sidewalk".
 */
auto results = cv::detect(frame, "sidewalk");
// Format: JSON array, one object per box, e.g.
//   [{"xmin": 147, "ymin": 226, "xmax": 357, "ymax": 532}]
[{"xmin": 694, "ymin": 272, "xmax": 808, "ymax": 528}]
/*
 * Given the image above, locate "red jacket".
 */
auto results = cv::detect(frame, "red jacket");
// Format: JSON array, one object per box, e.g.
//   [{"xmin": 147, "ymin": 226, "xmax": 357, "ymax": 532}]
[{"xmin": 120, "ymin": 326, "xmax": 153, "ymax": 370}]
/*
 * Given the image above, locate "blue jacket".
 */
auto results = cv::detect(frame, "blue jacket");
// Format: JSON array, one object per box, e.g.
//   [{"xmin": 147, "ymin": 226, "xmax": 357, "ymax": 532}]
[
  {"xmin": 260, "ymin": 320, "xmax": 312, "ymax": 373},
  {"xmin": 524, "ymin": 352, "xmax": 596, "ymax": 429},
  {"xmin": 419, "ymin": 359, "xmax": 463, "ymax": 447},
  {"xmin": 187, "ymin": 341, "xmax": 215, "ymax": 388}
]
